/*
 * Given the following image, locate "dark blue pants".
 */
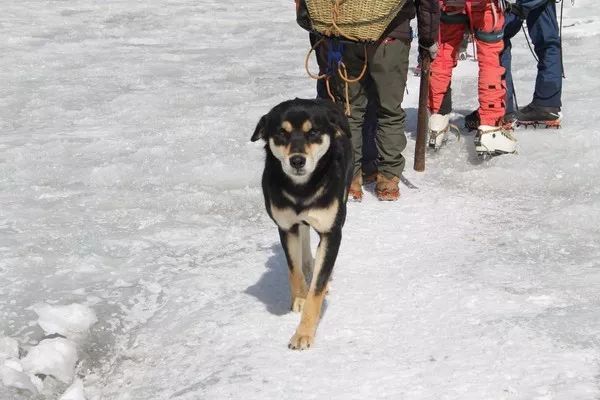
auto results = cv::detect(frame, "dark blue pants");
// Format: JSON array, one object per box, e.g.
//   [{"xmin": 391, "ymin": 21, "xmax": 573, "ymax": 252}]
[
  {"xmin": 313, "ymin": 34, "xmax": 378, "ymax": 175},
  {"xmin": 502, "ymin": 1, "xmax": 562, "ymax": 112}
]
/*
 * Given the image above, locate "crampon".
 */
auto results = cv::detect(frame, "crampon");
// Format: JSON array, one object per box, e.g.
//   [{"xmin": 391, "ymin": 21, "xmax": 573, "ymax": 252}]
[{"xmin": 516, "ymin": 119, "xmax": 561, "ymax": 129}]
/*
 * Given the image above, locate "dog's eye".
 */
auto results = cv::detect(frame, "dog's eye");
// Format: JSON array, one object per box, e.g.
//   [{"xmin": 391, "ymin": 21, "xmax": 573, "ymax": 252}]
[
  {"xmin": 274, "ymin": 129, "xmax": 287, "ymax": 138},
  {"xmin": 307, "ymin": 129, "xmax": 320, "ymax": 139}
]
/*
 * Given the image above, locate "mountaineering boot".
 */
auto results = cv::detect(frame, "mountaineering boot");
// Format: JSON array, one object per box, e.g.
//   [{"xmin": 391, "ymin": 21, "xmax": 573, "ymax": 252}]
[
  {"xmin": 517, "ymin": 103, "xmax": 562, "ymax": 128},
  {"xmin": 474, "ymin": 125, "xmax": 517, "ymax": 156},
  {"xmin": 428, "ymin": 113, "xmax": 450, "ymax": 150},
  {"xmin": 465, "ymin": 110, "xmax": 517, "ymax": 131},
  {"xmin": 362, "ymin": 169, "xmax": 378, "ymax": 185},
  {"xmin": 375, "ymin": 173, "xmax": 400, "ymax": 201},
  {"xmin": 348, "ymin": 173, "xmax": 363, "ymax": 202}
]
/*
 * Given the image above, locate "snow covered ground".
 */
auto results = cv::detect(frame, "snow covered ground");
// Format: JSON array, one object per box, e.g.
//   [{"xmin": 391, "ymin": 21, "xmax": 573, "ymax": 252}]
[{"xmin": 1, "ymin": 1, "xmax": 599, "ymax": 399}]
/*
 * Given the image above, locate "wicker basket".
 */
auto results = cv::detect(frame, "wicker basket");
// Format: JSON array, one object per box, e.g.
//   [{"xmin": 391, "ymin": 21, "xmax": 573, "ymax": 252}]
[{"xmin": 306, "ymin": 0, "xmax": 408, "ymax": 42}]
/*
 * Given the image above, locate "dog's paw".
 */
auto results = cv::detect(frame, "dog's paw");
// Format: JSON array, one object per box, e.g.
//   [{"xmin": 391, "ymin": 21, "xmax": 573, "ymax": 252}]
[
  {"xmin": 288, "ymin": 332, "xmax": 314, "ymax": 350},
  {"xmin": 291, "ymin": 297, "xmax": 305, "ymax": 313}
]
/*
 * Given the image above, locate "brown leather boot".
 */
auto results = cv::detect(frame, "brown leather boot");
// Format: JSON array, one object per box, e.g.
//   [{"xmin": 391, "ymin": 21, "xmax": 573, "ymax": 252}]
[
  {"xmin": 362, "ymin": 170, "xmax": 378, "ymax": 185},
  {"xmin": 348, "ymin": 173, "xmax": 363, "ymax": 202},
  {"xmin": 375, "ymin": 173, "xmax": 400, "ymax": 201}
]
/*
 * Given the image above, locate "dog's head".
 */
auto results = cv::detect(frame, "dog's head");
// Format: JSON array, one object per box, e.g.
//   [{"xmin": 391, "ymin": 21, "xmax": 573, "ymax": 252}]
[{"xmin": 251, "ymin": 99, "xmax": 347, "ymax": 184}]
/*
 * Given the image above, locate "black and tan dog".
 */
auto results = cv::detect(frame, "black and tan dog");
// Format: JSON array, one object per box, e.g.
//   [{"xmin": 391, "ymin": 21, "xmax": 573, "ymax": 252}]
[{"xmin": 251, "ymin": 98, "xmax": 353, "ymax": 350}]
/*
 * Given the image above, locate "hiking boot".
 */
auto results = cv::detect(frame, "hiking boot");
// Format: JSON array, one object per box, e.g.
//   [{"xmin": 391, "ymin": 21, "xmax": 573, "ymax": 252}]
[
  {"xmin": 517, "ymin": 103, "xmax": 562, "ymax": 128},
  {"xmin": 465, "ymin": 110, "xmax": 517, "ymax": 131},
  {"xmin": 474, "ymin": 125, "xmax": 517, "ymax": 156},
  {"xmin": 375, "ymin": 173, "xmax": 400, "ymax": 201},
  {"xmin": 348, "ymin": 173, "xmax": 363, "ymax": 202},
  {"xmin": 362, "ymin": 170, "xmax": 378, "ymax": 185}
]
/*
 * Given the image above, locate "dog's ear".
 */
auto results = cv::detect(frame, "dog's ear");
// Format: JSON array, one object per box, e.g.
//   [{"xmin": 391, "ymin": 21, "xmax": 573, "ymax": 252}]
[{"xmin": 251, "ymin": 114, "xmax": 268, "ymax": 142}]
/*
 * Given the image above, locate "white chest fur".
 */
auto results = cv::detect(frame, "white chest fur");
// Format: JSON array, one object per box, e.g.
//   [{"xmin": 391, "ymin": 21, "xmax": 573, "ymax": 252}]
[{"xmin": 270, "ymin": 199, "xmax": 339, "ymax": 233}]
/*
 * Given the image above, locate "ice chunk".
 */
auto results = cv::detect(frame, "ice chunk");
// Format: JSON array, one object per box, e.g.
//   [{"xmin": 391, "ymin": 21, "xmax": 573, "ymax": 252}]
[
  {"xmin": 59, "ymin": 378, "xmax": 87, "ymax": 400},
  {"xmin": 31, "ymin": 303, "xmax": 98, "ymax": 337},
  {"xmin": 1, "ymin": 360, "xmax": 38, "ymax": 394},
  {"xmin": 0, "ymin": 336, "xmax": 19, "ymax": 360},
  {"xmin": 21, "ymin": 338, "xmax": 78, "ymax": 384}
]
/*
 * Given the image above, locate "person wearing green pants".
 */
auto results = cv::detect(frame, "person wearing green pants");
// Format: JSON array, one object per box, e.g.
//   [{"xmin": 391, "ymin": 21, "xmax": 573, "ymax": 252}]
[{"xmin": 329, "ymin": 0, "xmax": 439, "ymax": 201}]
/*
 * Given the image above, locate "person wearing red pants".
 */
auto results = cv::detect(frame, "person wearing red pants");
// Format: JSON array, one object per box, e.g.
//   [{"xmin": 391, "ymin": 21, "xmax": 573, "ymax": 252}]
[{"xmin": 428, "ymin": 0, "xmax": 517, "ymax": 155}]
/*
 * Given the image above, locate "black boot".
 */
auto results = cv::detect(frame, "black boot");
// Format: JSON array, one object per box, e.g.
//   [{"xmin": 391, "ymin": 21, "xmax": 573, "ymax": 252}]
[
  {"xmin": 464, "ymin": 110, "xmax": 480, "ymax": 131},
  {"xmin": 517, "ymin": 103, "xmax": 561, "ymax": 124}
]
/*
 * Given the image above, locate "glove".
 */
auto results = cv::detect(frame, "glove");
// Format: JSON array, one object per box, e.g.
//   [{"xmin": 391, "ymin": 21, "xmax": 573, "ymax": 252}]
[
  {"xmin": 419, "ymin": 40, "xmax": 439, "ymax": 60},
  {"xmin": 506, "ymin": 2, "xmax": 529, "ymax": 19}
]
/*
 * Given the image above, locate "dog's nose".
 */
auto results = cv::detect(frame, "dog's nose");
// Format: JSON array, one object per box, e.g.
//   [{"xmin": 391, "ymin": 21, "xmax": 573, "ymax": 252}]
[{"xmin": 289, "ymin": 155, "xmax": 306, "ymax": 169}]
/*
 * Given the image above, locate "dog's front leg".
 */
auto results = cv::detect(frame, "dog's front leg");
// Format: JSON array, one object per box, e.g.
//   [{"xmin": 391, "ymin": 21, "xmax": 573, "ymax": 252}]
[
  {"xmin": 299, "ymin": 223, "xmax": 314, "ymax": 280},
  {"xmin": 279, "ymin": 227, "xmax": 308, "ymax": 313},
  {"xmin": 288, "ymin": 228, "xmax": 341, "ymax": 350}
]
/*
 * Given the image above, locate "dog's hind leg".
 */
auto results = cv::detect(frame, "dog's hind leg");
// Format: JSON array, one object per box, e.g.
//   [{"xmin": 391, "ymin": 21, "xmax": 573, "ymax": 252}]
[
  {"xmin": 288, "ymin": 228, "xmax": 341, "ymax": 350},
  {"xmin": 299, "ymin": 223, "xmax": 314, "ymax": 281},
  {"xmin": 279, "ymin": 227, "xmax": 308, "ymax": 313}
]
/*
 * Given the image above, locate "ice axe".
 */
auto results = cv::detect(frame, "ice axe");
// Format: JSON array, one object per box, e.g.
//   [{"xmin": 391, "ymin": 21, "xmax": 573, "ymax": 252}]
[{"xmin": 413, "ymin": 53, "xmax": 430, "ymax": 172}]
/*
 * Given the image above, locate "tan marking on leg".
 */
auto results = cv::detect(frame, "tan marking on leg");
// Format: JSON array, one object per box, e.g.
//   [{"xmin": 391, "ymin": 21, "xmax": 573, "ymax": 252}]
[
  {"xmin": 288, "ymin": 268, "xmax": 308, "ymax": 313},
  {"xmin": 291, "ymin": 296, "xmax": 305, "ymax": 313},
  {"xmin": 281, "ymin": 120, "xmax": 292, "ymax": 133},
  {"xmin": 288, "ymin": 290, "xmax": 325, "ymax": 350},
  {"xmin": 285, "ymin": 230, "xmax": 308, "ymax": 313},
  {"xmin": 289, "ymin": 236, "xmax": 328, "ymax": 350},
  {"xmin": 302, "ymin": 119, "xmax": 312, "ymax": 133}
]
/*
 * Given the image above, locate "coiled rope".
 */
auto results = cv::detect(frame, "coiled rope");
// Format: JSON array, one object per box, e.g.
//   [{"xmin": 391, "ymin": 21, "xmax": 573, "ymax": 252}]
[{"xmin": 303, "ymin": 0, "xmax": 368, "ymax": 116}]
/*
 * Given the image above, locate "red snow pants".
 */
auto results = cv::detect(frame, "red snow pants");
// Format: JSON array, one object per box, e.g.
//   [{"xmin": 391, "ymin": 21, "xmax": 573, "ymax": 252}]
[{"xmin": 429, "ymin": 1, "xmax": 506, "ymax": 126}]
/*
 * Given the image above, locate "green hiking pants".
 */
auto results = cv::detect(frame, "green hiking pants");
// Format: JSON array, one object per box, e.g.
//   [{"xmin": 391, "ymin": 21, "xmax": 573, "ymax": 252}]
[{"xmin": 330, "ymin": 38, "xmax": 410, "ymax": 179}]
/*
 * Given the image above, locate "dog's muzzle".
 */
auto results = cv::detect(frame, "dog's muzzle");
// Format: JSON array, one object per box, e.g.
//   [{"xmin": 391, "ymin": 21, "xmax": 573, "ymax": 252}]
[{"xmin": 289, "ymin": 155, "xmax": 306, "ymax": 170}]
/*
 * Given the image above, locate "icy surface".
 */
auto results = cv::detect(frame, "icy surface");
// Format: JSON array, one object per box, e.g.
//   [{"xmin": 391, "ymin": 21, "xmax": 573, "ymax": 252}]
[{"xmin": 0, "ymin": 0, "xmax": 599, "ymax": 399}]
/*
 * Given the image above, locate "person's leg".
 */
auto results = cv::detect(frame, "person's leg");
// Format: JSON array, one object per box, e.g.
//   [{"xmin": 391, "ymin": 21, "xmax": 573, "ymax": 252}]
[
  {"xmin": 501, "ymin": 12, "xmax": 523, "ymax": 114},
  {"xmin": 361, "ymin": 77, "xmax": 379, "ymax": 179},
  {"xmin": 369, "ymin": 38, "xmax": 410, "ymax": 182},
  {"xmin": 328, "ymin": 42, "xmax": 369, "ymax": 177},
  {"xmin": 429, "ymin": 20, "xmax": 466, "ymax": 114},
  {"xmin": 327, "ymin": 41, "xmax": 371, "ymax": 200},
  {"xmin": 471, "ymin": 2, "xmax": 506, "ymax": 126},
  {"xmin": 471, "ymin": 2, "xmax": 517, "ymax": 155},
  {"xmin": 428, "ymin": 11, "xmax": 465, "ymax": 147},
  {"xmin": 527, "ymin": 1, "xmax": 562, "ymax": 108},
  {"xmin": 466, "ymin": 10, "xmax": 521, "ymax": 130}
]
